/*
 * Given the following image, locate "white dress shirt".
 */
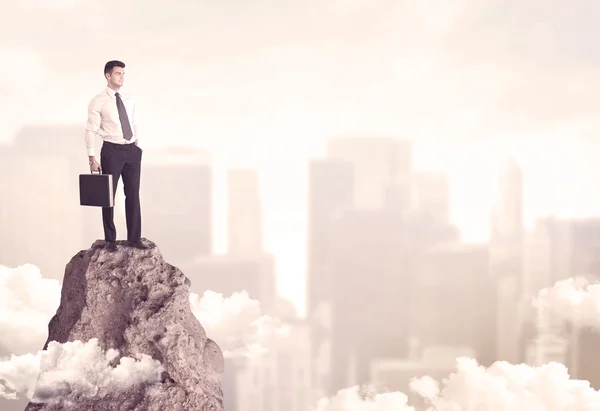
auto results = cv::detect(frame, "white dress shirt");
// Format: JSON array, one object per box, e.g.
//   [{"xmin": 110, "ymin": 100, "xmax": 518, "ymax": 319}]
[{"xmin": 85, "ymin": 86, "xmax": 140, "ymax": 157}]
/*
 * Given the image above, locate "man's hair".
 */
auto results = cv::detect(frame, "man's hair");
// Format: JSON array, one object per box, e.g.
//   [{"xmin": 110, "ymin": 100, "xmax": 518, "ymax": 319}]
[{"xmin": 104, "ymin": 60, "xmax": 125, "ymax": 77}]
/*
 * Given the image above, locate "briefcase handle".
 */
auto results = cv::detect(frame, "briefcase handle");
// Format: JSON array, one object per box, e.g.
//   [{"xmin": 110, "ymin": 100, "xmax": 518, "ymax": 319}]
[{"xmin": 91, "ymin": 170, "xmax": 102, "ymax": 174}]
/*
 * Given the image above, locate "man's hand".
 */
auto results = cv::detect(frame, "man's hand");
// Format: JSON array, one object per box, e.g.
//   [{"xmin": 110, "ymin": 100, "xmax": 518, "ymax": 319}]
[{"xmin": 89, "ymin": 159, "xmax": 101, "ymax": 173}]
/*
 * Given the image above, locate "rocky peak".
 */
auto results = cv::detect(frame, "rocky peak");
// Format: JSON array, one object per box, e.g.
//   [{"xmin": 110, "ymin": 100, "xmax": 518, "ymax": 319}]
[{"xmin": 25, "ymin": 238, "xmax": 224, "ymax": 411}]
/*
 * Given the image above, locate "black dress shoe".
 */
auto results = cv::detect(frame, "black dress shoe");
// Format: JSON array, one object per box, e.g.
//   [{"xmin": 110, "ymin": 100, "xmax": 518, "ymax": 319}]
[
  {"xmin": 105, "ymin": 241, "xmax": 118, "ymax": 252},
  {"xmin": 126, "ymin": 241, "xmax": 149, "ymax": 250}
]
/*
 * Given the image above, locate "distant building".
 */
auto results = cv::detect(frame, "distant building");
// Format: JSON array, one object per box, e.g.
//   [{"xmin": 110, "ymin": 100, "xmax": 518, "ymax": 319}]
[
  {"xmin": 413, "ymin": 171, "xmax": 450, "ymax": 224},
  {"xmin": 0, "ymin": 143, "xmax": 15, "ymax": 265},
  {"xmin": 227, "ymin": 168, "xmax": 263, "ymax": 257},
  {"xmin": 489, "ymin": 157, "xmax": 524, "ymax": 364},
  {"xmin": 306, "ymin": 158, "xmax": 354, "ymax": 317},
  {"xmin": 140, "ymin": 148, "xmax": 213, "ymax": 264},
  {"xmin": 523, "ymin": 216, "xmax": 600, "ymax": 386},
  {"xmin": 0, "ymin": 125, "xmax": 94, "ymax": 280},
  {"xmin": 529, "ymin": 301, "xmax": 569, "ymax": 366},
  {"xmin": 326, "ymin": 208, "xmax": 459, "ymax": 394},
  {"xmin": 326, "ymin": 137, "xmax": 412, "ymax": 210},
  {"xmin": 235, "ymin": 318, "xmax": 314, "ymax": 411},
  {"xmin": 181, "ymin": 254, "xmax": 276, "ymax": 315},
  {"xmin": 570, "ymin": 325, "xmax": 600, "ymax": 390},
  {"xmin": 413, "ymin": 242, "xmax": 497, "ymax": 367}
]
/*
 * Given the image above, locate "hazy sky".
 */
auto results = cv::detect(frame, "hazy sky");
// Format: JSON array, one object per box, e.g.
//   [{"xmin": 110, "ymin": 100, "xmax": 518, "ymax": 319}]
[{"xmin": 2, "ymin": 0, "xmax": 600, "ymax": 314}]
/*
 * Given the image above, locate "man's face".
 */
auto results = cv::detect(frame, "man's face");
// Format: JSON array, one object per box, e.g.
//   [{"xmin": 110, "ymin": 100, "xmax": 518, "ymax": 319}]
[{"xmin": 107, "ymin": 67, "xmax": 125, "ymax": 87}]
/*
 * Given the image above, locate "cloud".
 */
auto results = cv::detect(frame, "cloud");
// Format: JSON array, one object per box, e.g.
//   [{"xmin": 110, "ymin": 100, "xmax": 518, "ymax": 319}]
[
  {"xmin": 315, "ymin": 385, "xmax": 415, "ymax": 411},
  {"xmin": 316, "ymin": 358, "xmax": 600, "ymax": 411},
  {"xmin": 189, "ymin": 290, "xmax": 290, "ymax": 358},
  {"xmin": 0, "ymin": 263, "xmax": 288, "ymax": 359},
  {"xmin": 0, "ymin": 351, "xmax": 39, "ymax": 400},
  {"xmin": 0, "ymin": 262, "xmax": 289, "ymax": 401},
  {"xmin": 317, "ymin": 276, "xmax": 600, "ymax": 410},
  {"xmin": 0, "ymin": 338, "xmax": 163, "ymax": 402},
  {"xmin": 0, "ymin": 264, "xmax": 61, "ymax": 356},
  {"xmin": 533, "ymin": 276, "xmax": 600, "ymax": 329}
]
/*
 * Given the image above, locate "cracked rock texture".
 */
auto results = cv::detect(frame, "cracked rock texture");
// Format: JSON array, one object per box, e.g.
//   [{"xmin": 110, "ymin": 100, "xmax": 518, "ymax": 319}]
[{"xmin": 24, "ymin": 238, "xmax": 224, "ymax": 411}]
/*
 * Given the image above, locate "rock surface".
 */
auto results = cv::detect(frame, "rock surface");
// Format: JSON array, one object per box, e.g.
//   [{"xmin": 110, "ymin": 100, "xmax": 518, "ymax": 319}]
[{"xmin": 24, "ymin": 238, "xmax": 224, "ymax": 411}]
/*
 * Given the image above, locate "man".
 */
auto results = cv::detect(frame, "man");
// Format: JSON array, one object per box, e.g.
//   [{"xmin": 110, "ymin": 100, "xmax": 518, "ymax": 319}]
[{"xmin": 84, "ymin": 60, "xmax": 149, "ymax": 252}]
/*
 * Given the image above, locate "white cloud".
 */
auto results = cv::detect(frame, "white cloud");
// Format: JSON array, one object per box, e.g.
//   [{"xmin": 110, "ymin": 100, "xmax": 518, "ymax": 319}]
[
  {"xmin": 316, "ymin": 358, "xmax": 600, "ymax": 410},
  {"xmin": 0, "ymin": 351, "xmax": 39, "ymax": 400},
  {"xmin": 0, "ymin": 263, "xmax": 289, "ymax": 402},
  {"xmin": 0, "ymin": 263, "xmax": 288, "ymax": 359},
  {"xmin": 533, "ymin": 276, "xmax": 600, "ymax": 329},
  {"xmin": 316, "ymin": 277, "xmax": 600, "ymax": 410},
  {"xmin": 315, "ymin": 385, "xmax": 414, "ymax": 411},
  {"xmin": 190, "ymin": 290, "xmax": 290, "ymax": 358},
  {"xmin": 0, "ymin": 264, "xmax": 60, "ymax": 356},
  {"xmin": 0, "ymin": 338, "xmax": 163, "ymax": 402}
]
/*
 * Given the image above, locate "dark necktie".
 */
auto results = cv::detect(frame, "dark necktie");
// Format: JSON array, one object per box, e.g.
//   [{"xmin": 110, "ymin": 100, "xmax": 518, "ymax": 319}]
[{"xmin": 115, "ymin": 92, "xmax": 133, "ymax": 140}]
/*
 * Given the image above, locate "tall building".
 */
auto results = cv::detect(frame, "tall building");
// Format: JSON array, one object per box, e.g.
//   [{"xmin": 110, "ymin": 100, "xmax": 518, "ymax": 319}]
[
  {"xmin": 235, "ymin": 315, "xmax": 314, "ymax": 411},
  {"xmin": 0, "ymin": 143, "xmax": 15, "ymax": 265},
  {"xmin": 140, "ymin": 148, "xmax": 212, "ymax": 265},
  {"xmin": 522, "ymin": 217, "xmax": 600, "ymax": 383},
  {"xmin": 227, "ymin": 168, "xmax": 263, "ymax": 257},
  {"xmin": 522, "ymin": 220, "xmax": 554, "ymax": 299},
  {"xmin": 413, "ymin": 171, "xmax": 450, "ymax": 224},
  {"xmin": 306, "ymin": 158, "xmax": 354, "ymax": 398},
  {"xmin": 306, "ymin": 158, "xmax": 354, "ymax": 318},
  {"xmin": 520, "ymin": 216, "xmax": 600, "ymax": 357},
  {"xmin": 326, "ymin": 137, "xmax": 412, "ymax": 210},
  {"xmin": 0, "ymin": 125, "xmax": 91, "ymax": 280},
  {"xmin": 413, "ymin": 242, "xmax": 497, "ymax": 367},
  {"xmin": 489, "ymin": 157, "xmax": 524, "ymax": 364},
  {"xmin": 181, "ymin": 254, "xmax": 276, "ymax": 315},
  {"xmin": 325, "ymin": 209, "xmax": 459, "ymax": 394}
]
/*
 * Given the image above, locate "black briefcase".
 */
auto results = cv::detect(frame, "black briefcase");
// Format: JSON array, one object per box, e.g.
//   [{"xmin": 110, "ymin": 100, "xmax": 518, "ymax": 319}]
[{"xmin": 79, "ymin": 172, "xmax": 114, "ymax": 207}]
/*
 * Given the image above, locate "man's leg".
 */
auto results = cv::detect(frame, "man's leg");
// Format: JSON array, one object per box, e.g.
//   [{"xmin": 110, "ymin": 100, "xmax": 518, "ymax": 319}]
[
  {"xmin": 121, "ymin": 144, "xmax": 145, "ymax": 247},
  {"xmin": 100, "ymin": 143, "xmax": 124, "ymax": 244}
]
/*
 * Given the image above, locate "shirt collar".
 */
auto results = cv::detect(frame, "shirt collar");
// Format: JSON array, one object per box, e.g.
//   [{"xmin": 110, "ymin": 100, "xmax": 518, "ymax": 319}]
[{"xmin": 105, "ymin": 87, "xmax": 120, "ymax": 97}]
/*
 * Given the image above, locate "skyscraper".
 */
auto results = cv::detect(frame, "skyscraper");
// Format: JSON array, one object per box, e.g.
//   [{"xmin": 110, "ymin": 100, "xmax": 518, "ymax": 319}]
[
  {"xmin": 306, "ymin": 158, "xmax": 354, "ymax": 398},
  {"xmin": 490, "ymin": 156, "xmax": 524, "ymax": 364},
  {"xmin": 0, "ymin": 125, "xmax": 89, "ymax": 280},
  {"xmin": 413, "ymin": 243, "xmax": 497, "ymax": 367},
  {"xmin": 140, "ymin": 148, "xmax": 212, "ymax": 265},
  {"xmin": 306, "ymin": 158, "xmax": 354, "ymax": 317},
  {"xmin": 326, "ymin": 137, "xmax": 412, "ymax": 210},
  {"xmin": 413, "ymin": 171, "xmax": 450, "ymax": 223},
  {"xmin": 227, "ymin": 168, "xmax": 263, "ymax": 257}
]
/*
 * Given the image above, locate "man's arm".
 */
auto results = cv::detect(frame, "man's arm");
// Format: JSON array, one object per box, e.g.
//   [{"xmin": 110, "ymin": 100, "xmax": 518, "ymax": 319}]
[{"xmin": 85, "ymin": 97, "xmax": 101, "ymax": 159}]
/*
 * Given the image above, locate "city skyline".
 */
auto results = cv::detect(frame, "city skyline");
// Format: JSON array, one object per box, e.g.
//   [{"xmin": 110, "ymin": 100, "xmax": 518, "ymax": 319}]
[
  {"xmin": 3, "ymin": 123, "xmax": 600, "ymax": 317},
  {"xmin": 4, "ymin": 0, "xmax": 600, "ymax": 318}
]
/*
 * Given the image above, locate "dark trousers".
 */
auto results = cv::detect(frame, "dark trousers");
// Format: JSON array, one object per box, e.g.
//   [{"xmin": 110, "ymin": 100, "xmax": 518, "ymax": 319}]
[{"xmin": 100, "ymin": 141, "xmax": 143, "ymax": 243}]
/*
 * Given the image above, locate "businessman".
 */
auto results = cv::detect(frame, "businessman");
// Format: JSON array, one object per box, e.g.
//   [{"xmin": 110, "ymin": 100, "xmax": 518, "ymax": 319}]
[{"xmin": 85, "ymin": 60, "xmax": 148, "ymax": 252}]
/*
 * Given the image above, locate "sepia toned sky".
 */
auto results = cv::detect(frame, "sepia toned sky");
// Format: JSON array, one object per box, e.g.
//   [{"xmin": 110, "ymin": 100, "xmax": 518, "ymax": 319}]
[{"xmin": 2, "ymin": 0, "xmax": 600, "ymax": 315}]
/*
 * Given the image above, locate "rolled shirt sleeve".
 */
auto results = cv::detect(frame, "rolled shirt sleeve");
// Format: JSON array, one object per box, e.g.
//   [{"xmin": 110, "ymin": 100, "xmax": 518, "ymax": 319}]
[{"xmin": 85, "ymin": 97, "xmax": 101, "ymax": 157}]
